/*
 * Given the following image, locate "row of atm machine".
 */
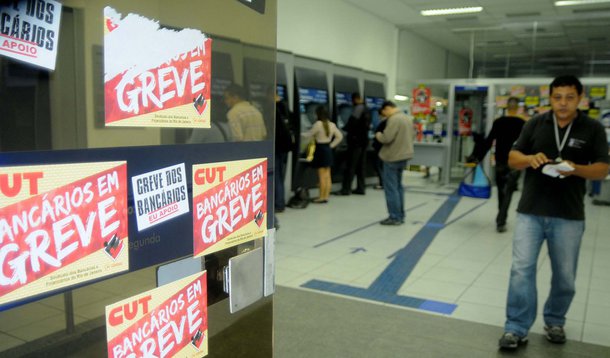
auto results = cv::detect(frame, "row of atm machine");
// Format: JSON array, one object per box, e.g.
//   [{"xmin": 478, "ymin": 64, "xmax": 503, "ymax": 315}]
[
  {"xmin": 161, "ymin": 34, "xmax": 389, "ymax": 194},
  {"xmin": 276, "ymin": 52, "xmax": 387, "ymax": 191}
]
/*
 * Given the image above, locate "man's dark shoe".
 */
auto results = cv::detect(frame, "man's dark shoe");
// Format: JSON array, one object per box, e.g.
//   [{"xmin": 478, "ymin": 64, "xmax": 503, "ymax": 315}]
[
  {"xmin": 544, "ymin": 325, "xmax": 566, "ymax": 344},
  {"xmin": 380, "ymin": 218, "xmax": 402, "ymax": 226},
  {"xmin": 332, "ymin": 191, "xmax": 350, "ymax": 196},
  {"xmin": 352, "ymin": 190, "xmax": 365, "ymax": 195},
  {"xmin": 498, "ymin": 332, "xmax": 528, "ymax": 350},
  {"xmin": 496, "ymin": 224, "xmax": 507, "ymax": 233}
]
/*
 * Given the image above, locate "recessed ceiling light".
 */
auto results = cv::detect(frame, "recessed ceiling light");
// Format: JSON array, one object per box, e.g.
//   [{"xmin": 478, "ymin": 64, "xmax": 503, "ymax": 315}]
[
  {"xmin": 394, "ymin": 95, "xmax": 409, "ymax": 101},
  {"xmin": 555, "ymin": 0, "xmax": 610, "ymax": 6},
  {"xmin": 421, "ymin": 6, "xmax": 483, "ymax": 16}
]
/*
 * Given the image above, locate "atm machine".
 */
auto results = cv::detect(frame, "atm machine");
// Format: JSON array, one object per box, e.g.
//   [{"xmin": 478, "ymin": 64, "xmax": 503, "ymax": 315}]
[
  {"xmin": 332, "ymin": 74, "xmax": 360, "ymax": 183},
  {"xmin": 292, "ymin": 64, "xmax": 331, "ymax": 191},
  {"xmin": 363, "ymin": 78, "xmax": 387, "ymax": 179}
]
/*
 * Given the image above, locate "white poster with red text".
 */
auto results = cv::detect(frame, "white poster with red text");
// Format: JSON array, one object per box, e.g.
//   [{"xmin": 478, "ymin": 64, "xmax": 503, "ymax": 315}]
[
  {"xmin": 0, "ymin": 0, "xmax": 62, "ymax": 70},
  {"xmin": 106, "ymin": 271, "xmax": 208, "ymax": 358},
  {"xmin": 103, "ymin": 7, "xmax": 212, "ymax": 128},
  {"xmin": 0, "ymin": 161, "xmax": 128, "ymax": 306},
  {"xmin": 193, "ymin": 158, "xmax": 267, "ymax": 257},
  {"xmin": 132, "ymin": 163, "xmax": 189, "ymax": 232}
]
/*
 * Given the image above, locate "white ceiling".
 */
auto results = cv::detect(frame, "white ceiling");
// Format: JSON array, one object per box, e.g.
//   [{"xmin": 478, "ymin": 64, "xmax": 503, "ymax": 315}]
[{"xmin": 343, "ymin": 0, "xmax": 610, "ymax": 77}]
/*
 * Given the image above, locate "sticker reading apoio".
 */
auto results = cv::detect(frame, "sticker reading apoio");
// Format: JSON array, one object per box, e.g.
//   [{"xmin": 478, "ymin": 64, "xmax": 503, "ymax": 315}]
[
  {"xmin": 0, "ymin": 161, "xmax": 129, "ymax": 306},
  {"xmin": 192, "ymin": 158, "xmax": 267, "ymax": 257}
]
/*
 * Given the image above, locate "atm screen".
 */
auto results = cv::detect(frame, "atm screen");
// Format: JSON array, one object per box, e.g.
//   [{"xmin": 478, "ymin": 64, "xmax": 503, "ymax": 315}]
[
  {"xmin": 298, "ymin": 87, "xmax": 328, "ymax": 151},
  {"xmin": 335, "ymin": 91, "xmax": 352, "ymax": 129},
  {"xmin": 276, "ymin": 84, "xmax": 287, "ymax": 102},
  {"xmin": 366, "ymin": 96, "xmax": 385, "ymax": 137}
]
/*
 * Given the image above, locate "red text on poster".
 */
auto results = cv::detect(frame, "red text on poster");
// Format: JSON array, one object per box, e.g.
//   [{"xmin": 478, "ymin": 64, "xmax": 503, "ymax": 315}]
[
  {"xmin": 0, "ymin": 162, "xmax": 129, "ymax": 306},
  {"xmin": 106, "ymin": 272, "xmax": 208, "ymax": 358},
  {"xmin": 192, "ymin": 159, "xmax": 267, "ymax": 257}
]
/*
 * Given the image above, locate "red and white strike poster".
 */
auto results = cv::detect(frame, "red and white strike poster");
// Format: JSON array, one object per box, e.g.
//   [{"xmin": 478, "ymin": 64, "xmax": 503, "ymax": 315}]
[
  {"xmin": 103, "ymin": 7, "xmax": 212, "ymax": 128},
  {"xmin": 192, "ymin": 158, "xmax": 268, "ymax": 257},
  {"xmin": 106, "ymin": 271, "xmax": 208, "ymax": 358},
  {"xmin": 0, "ymin": 161, "xmax": 129, "ymax": 306}
]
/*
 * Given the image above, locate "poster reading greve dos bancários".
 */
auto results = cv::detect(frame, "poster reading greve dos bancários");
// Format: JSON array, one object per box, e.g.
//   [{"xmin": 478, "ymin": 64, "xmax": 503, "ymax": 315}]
[
  {"xmin": 105, "ymin": 271, "xmax": 208, "ymax": 358},
  {"xmin": 0, "ymin": 0, "xmax": 62, "ymax": 70},
  {"xmin": 193, "ymin": 159, "xmax": 267, "ymax": 257},
  {"xmin": 103, "ymin": 7, "xmax": 212, "ymax": 128},
  {"xmin": 0, "ymin": 162, "xmax": 128, "ymax": 306}
]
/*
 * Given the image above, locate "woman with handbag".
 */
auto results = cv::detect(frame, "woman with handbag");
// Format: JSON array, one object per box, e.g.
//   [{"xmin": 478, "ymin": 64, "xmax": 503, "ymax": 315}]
[{"xmin": 302, "ymin": 105, "xmax": 343, "ymax": 203}]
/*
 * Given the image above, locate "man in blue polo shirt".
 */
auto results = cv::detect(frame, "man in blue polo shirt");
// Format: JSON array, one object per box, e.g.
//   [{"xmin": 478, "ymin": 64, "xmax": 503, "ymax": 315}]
[{"xmin": 498, "ymin": 75, "xmax": 609, "ymax": 350}]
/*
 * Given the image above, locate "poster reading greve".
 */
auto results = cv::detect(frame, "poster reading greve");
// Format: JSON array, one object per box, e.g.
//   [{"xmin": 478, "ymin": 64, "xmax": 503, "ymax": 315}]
[
  {"xmin": 193, "ymin": 158, "xmax": 267, "ymax": 257},
  {"xmin": 0, "ymin": 162, "xmax": 129, "ymax": 306},
  {"xmin": 106, "ymin": 271, "xmax": 208, "ymax": 358},
  {"xmin": 103, "ymin": 7, "xmax": 212, "ymax": 128},
  {"xmin": 0, "ymin": 0, "xmax": 62, "ymax": 70}
]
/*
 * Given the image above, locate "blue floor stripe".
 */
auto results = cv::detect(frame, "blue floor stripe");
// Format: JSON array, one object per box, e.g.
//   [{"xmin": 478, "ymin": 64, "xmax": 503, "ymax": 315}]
[
  {"xmin": 368, "ymin": 193, "xmax": 461, "ymax": 294},
  {"xmin": 302, "ymin": 192, "xmax": 462, "ymax": 315},
  {"xmin": 302, "ymin": 279, "xmax": 457, "ymax": 315}
]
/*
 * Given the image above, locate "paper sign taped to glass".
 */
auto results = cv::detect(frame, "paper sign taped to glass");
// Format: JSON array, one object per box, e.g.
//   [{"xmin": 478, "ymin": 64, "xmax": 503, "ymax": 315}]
[
  {"xmin": 192, "ymin": 158, "xmax": 268, "ymax": 257},
  {"xmin": 103, "ymin": 7, "xmax": 212, "ymax": 128},
  {"xmin": 105, "ymin": 271, "xmax": 208, "ymax": 358},
  {"xmin": 0, "ymin": 162, "xmax": 129, "ymax": 306}
]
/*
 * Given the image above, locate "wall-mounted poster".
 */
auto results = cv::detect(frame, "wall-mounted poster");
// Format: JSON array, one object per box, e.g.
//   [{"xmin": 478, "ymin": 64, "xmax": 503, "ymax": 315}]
[
  {"xmin": 0, "ymin": 161, "xmax": 128, "ymax": 306},
  {"xmin": 106, "ymin": 271, "xmax": 208, "ymax": 358},
  {"xmin": 0, "ymin": 0, "xmax": 62, "ymax": 70},
  {"xmin": 411, "ymin": 85, "xmax": 431, "ymax": 116},
  {"xmin": 131, "ymin": 163, "xmax": 189, "ymax": 232},
  {"xmin": 103, "ymin": 7, "xmax": 212, "ymax": 128},
  {"xmin": 192, "ymin": 158, "xmax": 267, "ymax": 257}
]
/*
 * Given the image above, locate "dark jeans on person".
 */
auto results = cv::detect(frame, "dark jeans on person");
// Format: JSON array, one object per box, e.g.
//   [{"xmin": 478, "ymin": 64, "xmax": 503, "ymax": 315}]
[
  {"xmin": 341, "ymin": 145, "xmax": 366, "ymax": 193},
  {"xmin": 495, "ymin": 163, "xmax": 521, "ymax": 227},
  {"xmin": 383, "ymin": 160, "xmax": 407, "ymax": 221},
  {"xmin": 275, "ymin": 151, "xmax": 288, "ymax": 210}
]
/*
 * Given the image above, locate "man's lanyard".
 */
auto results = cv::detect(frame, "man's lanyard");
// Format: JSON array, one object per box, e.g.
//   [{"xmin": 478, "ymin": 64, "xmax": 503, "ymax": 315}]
[{"xmin": 553, "ymin": 114, "xmax": 573, "ymax": 162}]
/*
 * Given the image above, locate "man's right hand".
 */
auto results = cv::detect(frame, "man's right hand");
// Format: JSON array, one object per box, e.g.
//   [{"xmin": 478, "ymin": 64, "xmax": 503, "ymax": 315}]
[{"xmin": 528, "ymin": 152, "xmax": 550, "ymax": 169}]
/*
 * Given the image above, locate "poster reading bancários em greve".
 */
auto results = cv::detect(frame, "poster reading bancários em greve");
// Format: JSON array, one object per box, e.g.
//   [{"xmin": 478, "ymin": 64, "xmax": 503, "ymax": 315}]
[
  {"xmin": 0, "ymin": 162, "xmax": 128, "ymax": 306},
  {"xmin": 132, "ymin": 163, "xmax": 189, "ymax": 232},
  {"xmin": 193, "ymin": 158, "xmax": 267, "ymax": 257},
  {"xmin": 103, "ymin": 7, "xmax": 212, "ymax": 128},
  {"xmin": 0, "ymin": 0, "xmax": 62, "ymax": 70},
  {"xmin": 106, "ymin": 271, "xmax": 208, "ymax": 358}
]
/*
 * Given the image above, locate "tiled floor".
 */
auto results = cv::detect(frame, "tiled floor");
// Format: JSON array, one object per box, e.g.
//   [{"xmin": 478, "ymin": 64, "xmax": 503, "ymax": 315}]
[{"xmin": 274, "ymin": 175, "xmax": 610, "ymax": 347}]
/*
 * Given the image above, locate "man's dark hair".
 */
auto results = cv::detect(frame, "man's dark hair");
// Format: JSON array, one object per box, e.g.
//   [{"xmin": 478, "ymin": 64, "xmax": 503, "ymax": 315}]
[
  {"xmin": 224, "ymin": 83, "xmax": 246, "ymax": 99},
  {"xmin": 351, "ymin": 92, "xmax": 362, "ymax": 102},
  {"xmin": 380, "ymin": 100, "xmax": 396, "ymax": 110},
  {"xmin": 550, "ymin": 75, "xmax": 583, "ymax": 95},
  {"xmin": 507, "ymin": 97, "xmax": 519, "ymax": 105}
]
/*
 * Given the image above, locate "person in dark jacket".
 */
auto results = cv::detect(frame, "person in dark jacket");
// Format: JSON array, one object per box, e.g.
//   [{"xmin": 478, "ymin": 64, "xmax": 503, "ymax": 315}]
[
  {"xmin": 274, "ymin": 93, "xmax": 294, "ymax": 212},
  {"xmin": 466, "ymin": 97, "xmax": 526, "ymax": 232},
  {"xmin": 336, "ymin": 93, "xmax": 371, "ymax": 195}
]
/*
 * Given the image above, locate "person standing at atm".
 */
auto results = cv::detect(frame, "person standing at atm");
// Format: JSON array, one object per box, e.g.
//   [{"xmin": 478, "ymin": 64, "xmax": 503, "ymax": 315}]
[
  {"xmin": 223, "ymin": 83, "xmax": 267, "ymax": 141},
  {"xmin": 466, "ymin": 97, "xmax": 526, "ymax": 233},
  {"xmin": 376, "ymin": 101, "xmax": 414, "ymax": 225},
  {"xmin": 336, "ymin": 93, "xmax": 371, "ymax": 195},
  {"xmin": 302, "ymin": 106, "xmax": 343, "ymax": 203}
]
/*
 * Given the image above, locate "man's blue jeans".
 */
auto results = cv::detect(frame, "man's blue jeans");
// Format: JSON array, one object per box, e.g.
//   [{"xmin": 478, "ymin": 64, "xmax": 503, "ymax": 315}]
[
  {"xmin": 382, "ymin": 160, "xmax": 407, "ymax": 221},
  {"xmin": 504, "ymin": 213, "xmax": 584, "ymax": 337}
]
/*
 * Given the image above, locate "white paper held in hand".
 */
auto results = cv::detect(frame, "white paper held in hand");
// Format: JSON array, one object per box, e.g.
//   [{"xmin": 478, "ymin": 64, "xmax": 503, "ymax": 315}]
[{"xmin": 542, "ymin": 161, "xmax": 575, "ymax": 179}]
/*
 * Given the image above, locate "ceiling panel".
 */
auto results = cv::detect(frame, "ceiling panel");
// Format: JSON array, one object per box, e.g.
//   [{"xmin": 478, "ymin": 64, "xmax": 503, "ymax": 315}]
[{"xmin": 342, "ymin": 0, "xmax": 610, "ymax": 76}]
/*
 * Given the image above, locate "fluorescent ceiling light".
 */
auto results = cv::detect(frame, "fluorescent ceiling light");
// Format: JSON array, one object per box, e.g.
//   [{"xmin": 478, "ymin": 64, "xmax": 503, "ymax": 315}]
[
  {"xmin": 555, "ymin": 0, "xmax": 610, "ymax": 6},
  {"xmin": 421, "ymin": 6, "xmax": 483, "ymax": 16},
  {"xmin": 394, "ymin": 95, "xmax": 409, "ymax": 101}
]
